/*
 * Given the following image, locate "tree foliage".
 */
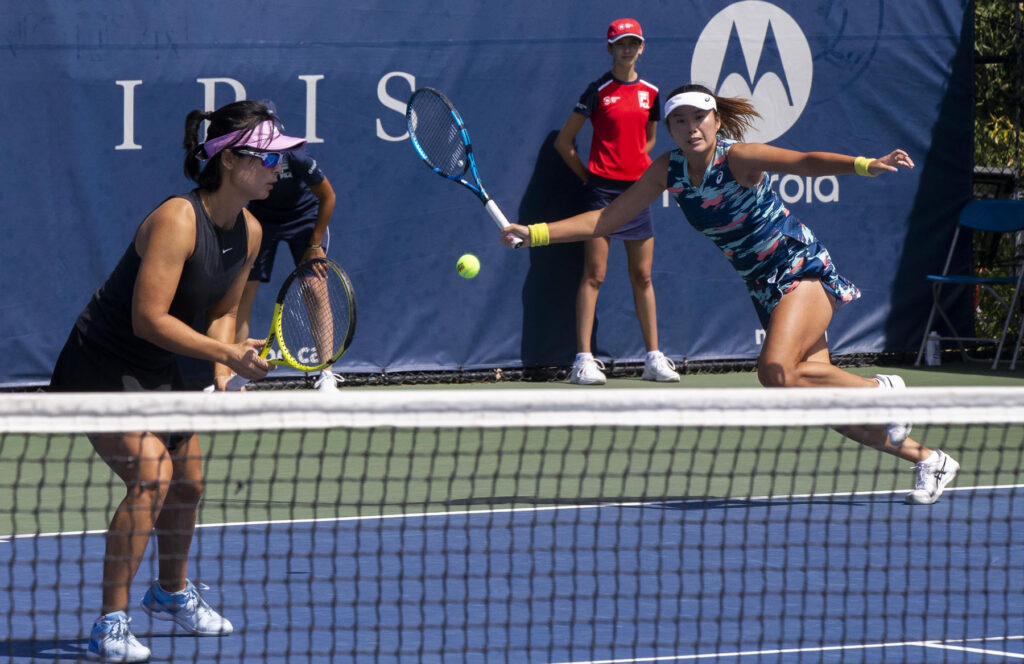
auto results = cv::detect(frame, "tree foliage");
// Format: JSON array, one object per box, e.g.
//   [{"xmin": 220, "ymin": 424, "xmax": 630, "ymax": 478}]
[
  {"xmin": 972, "ymin": 2, "xmax": 1022, "ymax": 346},
  {"xmin": 974, "ymin": 1, "xmax": 1022, "ymax": 177}
]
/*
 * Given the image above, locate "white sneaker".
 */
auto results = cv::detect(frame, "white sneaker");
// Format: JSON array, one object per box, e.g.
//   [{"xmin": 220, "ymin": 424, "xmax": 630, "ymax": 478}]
[
  {"xmin": 87, "ymin": 611, "xmax": 151, "ymax": 662},
  {"xmin": 905, "ymin": 450, "xmax": 960, "ymax": 505},
  {"xmin": 873, "ymin": 374, "xmax": 912, "ymax": 445},
  {"xmin": 314, "ymin": 370, "xmax": 343, "ymax": 392},
  {"xmin": 570, "ymin": 356, "xmax": 607, "ymax": 385},
  {"xmin": 141, "ymin": 580, "xmax": 233, "ymax": 636},
  {"xmin": 642, "ymin": 351, "xmax": 680, "ymax": 382}
]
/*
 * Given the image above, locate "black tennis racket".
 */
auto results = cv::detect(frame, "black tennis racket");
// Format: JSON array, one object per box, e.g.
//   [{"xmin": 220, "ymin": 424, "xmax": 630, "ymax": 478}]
[
  {"xmin": 209, "ymin": 258, "xmax": 357, "ymax": 391},
  {"xmin": 406, "ymin": 87, "xmax": 521, "ymax": 247}
]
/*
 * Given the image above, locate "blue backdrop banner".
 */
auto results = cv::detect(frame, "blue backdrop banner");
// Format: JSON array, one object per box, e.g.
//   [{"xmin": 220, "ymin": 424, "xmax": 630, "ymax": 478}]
[{"xmin": 0, "ymin": 0, "xmax": 973, "ymax": 387}]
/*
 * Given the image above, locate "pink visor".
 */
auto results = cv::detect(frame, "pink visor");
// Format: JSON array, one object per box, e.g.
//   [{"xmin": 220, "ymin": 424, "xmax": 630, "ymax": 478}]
[{"xmin": 201, "ymin": 120, "xmax": 306, "ymax": 160}]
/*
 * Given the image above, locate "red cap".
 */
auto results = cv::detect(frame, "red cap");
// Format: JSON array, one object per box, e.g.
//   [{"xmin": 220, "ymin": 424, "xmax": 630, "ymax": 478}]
[{"xmin": 607, "ymin": 18, "xmax": 643, "ymax": 44}]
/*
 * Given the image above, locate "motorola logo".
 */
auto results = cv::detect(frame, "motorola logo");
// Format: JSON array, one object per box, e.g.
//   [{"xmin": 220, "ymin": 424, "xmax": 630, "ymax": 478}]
[{"xmin": 692, "ymin": 1, "xmax": 813, "ymax": 143}]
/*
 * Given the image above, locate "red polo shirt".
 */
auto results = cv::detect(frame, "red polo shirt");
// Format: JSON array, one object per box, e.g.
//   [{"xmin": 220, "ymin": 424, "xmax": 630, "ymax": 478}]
[{"xmin": 574, "ymin": 72, "xmax": 660, "ymax": 181}]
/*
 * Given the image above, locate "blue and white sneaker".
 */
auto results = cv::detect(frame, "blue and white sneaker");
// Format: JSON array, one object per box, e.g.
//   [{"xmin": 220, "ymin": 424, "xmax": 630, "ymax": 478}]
[
  {"xmin": 141, "ymin": 580, "xmax": 233, "ymax": 636},
  {"xmin": 87, "ymin": 611, "xmax": 151, "ymax": 662}
]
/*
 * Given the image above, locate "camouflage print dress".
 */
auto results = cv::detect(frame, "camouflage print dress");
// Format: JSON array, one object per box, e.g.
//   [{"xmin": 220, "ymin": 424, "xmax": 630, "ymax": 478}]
[{"xmin": 666, "ymin": 137, "xmax": 860, "ymax": 326}]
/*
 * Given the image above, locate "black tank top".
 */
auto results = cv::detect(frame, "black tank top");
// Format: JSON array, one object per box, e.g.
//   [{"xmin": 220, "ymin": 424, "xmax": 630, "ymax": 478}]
[{"xmin": 75, "ymin": 189, "xmax": 248, "ymax": 369}]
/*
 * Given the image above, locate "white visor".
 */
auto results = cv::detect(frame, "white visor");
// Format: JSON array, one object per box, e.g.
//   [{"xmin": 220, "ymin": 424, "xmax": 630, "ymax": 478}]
[{"xmin": 663, "ymin": 92, "xmax": 717, "ymax": 117}]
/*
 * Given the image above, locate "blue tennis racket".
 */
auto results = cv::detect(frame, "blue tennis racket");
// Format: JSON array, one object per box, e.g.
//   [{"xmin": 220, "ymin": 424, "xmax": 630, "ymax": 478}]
[{"xmin": 406, "ymin": 87, "xmax": 521, "ymax": 247}]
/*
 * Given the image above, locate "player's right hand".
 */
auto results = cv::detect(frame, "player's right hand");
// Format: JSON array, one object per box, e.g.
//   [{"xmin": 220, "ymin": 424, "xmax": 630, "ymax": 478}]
[{"xmin": 502, "ymin": 224, "xmax": 530, "ymax": 248}]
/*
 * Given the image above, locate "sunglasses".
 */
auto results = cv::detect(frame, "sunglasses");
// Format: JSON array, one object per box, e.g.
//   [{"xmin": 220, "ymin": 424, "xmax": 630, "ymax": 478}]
[{"xmin": 234, "ymin": 149, "xmax": 283, "ymax": 168}]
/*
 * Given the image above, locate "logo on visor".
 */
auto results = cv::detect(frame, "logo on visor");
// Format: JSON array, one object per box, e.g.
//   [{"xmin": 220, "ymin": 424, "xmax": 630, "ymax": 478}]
[{"xmin": 692, "ymin": 1, "xmax": 812, "ymax": 143}]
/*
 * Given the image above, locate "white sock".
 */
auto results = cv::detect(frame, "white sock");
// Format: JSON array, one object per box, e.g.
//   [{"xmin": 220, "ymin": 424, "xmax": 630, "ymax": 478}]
[
  {"xmin": 646, "ymin": 350, "xmax": 661, "ymax": 360},
  {"xmin": 575, "ymin": 352, "xmax": 593, "ymax": 362}
]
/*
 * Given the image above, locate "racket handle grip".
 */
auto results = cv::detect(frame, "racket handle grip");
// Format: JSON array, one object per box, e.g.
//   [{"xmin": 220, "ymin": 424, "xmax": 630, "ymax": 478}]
[
  {"xmin": 203, "ymin": 374, "xmax": 250, "ymax": 392},
  {"xmin": 485, "ymin": 199, "xmax": 523, "ymax": 249}
]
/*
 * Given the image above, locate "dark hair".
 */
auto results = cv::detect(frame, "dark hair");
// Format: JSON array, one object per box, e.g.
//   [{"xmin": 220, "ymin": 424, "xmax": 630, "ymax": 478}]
[
  {"xmin": 182, "ymin": 100, "xmax": 275, "ymax": 189},
  {"xmin": 258, "ymin": 98, "xmax": 285, "ymax": 131},
  {"xmin": 664, "ymin": 83, "xmax": 761, "ymax": 140}
]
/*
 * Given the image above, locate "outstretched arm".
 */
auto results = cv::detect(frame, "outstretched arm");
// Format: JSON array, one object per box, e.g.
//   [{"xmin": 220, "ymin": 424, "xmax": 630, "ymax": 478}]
[
  {"xmin": 503, "ymin": 152, "xmax": 670, "ymax": 247},
  {"xmin": 727, "ymin": 143, "xmax": 914, "ymax": 187}
]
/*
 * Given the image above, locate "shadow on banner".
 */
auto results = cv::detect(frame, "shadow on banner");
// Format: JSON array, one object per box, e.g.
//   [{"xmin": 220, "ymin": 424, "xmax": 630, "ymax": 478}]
[
  {"xmin": 886, "ymin": 7, "xmax": 974, "ymax": 351},
  {"xmin": 516, "ymin": 131, "xmax": 586, "ymax": 368}
]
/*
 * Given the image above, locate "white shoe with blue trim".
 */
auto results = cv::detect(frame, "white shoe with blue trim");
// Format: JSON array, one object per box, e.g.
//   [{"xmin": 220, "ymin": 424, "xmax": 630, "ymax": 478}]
[
  {"xmin": 141, "ymin": 580, "xmax": 233, "ymax": 636},
  {"xmin": 87, "ymin": 611, "xmax": 150, "ymax": 662}
]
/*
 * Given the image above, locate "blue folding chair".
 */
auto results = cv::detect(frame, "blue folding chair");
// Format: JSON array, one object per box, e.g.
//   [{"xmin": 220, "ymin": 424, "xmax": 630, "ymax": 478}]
[{"xmin": 915, "ymin": 199, "xmax": 1024, "ymax": 369}]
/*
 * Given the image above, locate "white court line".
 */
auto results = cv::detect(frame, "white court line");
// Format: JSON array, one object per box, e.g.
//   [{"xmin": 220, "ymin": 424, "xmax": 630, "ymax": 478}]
[
  {"xmin": 4, "ymin": 482, "xmax": 1024, "ymax": 544},
  {"xmin": 549, "ymin": 635, "xmax": 1024, "ymax": 664},
  {"xmin": 924, "ymin": 633, "xmax": 1024, "ymax": 659}
]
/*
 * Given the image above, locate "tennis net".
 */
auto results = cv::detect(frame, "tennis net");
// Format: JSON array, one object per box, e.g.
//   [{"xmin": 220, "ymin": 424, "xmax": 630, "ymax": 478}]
[{"xmin": 2, "ymin": 387, "xmax": 1023, "ymax": 663}]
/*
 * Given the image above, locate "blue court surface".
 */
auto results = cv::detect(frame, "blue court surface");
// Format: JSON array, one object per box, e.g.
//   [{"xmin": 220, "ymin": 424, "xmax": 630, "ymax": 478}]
[{"xmin": 2, "ymin": 485, "xmax": 1023, "ymax": 663}]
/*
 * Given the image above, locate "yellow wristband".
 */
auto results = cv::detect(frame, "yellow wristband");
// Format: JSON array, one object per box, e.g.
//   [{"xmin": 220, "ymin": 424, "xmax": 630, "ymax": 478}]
[
  {"xmin": 529, "ymin": 223, "xmax": 550, "ymax": 247},
  {"xmin": 854, "ymin": 156, "xmax": 877, "ymax": 177}
]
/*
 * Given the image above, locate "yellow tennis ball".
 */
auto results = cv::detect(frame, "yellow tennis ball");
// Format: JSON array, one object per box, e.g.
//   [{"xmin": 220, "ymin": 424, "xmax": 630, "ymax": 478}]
[{"xmin": 457, "ymin": 253, "xmax": 480, "ymax": 279}]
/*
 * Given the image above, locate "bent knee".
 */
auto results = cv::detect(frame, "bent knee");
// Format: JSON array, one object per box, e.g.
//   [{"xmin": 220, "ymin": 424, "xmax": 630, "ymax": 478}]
[
  {"xmin": 125, "ymin": 476, "xmax": 171, "ymax": 508},
  {"xmin": 166, "ymin": 477, "xmax": 205, "ymax": 507},
  {"xmin": 757, "ymin": 360, "xmax": 797, "ymax": 388}
]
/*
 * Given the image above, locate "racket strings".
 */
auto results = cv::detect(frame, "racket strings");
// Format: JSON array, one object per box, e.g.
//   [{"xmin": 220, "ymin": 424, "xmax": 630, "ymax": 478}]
[
  {"xmin": 279, "ymin": 263, "xmax": 353, "ymax": 367},
  {"xmin": 408, "ymin": 93, "xmax": 469, "ymax": 177}
]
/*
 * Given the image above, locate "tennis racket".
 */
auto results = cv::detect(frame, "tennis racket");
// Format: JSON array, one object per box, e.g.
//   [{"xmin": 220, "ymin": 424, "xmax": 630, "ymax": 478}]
[
  {"xmin": 406, "ymin": 87, "xmax": 522, "ymax": 247},
  {"xmin": 207, "ymin": 257, "xmax": 357, "ymax": 391}
]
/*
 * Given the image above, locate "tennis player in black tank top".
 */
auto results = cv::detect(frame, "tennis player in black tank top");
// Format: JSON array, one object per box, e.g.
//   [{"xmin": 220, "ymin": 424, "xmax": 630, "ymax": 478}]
[{"xmin": 48, "ymin": 100, "xmax": 305, "ymax": 662}]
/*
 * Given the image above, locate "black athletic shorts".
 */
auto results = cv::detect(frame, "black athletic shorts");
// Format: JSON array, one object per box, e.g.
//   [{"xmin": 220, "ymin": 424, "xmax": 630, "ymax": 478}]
[{"xmin": 49, "ymin": 326, "xmax": 194, "ymax": 450}]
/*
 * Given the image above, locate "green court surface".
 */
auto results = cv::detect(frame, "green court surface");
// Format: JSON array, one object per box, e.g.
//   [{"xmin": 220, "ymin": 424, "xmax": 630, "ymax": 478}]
[
  {"xmin": 371, "ymin": 362, "xmax": 1024, "ymax": 389},
  {"xmin": 3, "ymin": 361, "xmax": 1022, "ymax": 538}
]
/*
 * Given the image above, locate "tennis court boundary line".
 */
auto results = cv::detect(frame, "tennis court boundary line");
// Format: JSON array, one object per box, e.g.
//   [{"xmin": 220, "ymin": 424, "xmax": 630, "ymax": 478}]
[
  {"xmin": 4, "ymin": 482, "xmax": 1022, "ymax": 543},
  {"xmin": 548, "ymin": 634, "xmax": 1024, "ymax": 663}
]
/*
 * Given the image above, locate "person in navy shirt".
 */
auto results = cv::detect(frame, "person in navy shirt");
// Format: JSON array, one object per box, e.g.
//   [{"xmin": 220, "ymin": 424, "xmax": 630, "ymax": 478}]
[
  {"xmin": 554, "ymin": 18, "xmax": 679, "ymax": 385},
  {"xmin": 237, "ymin": 101, "xmax": 341, "ymax": 391}
]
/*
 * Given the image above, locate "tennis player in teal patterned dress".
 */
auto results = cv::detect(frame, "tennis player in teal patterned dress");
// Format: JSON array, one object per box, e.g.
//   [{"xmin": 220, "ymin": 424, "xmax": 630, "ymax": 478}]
[
  {"xmin": 667, "ymin": 135, "xmax": 861, "ymax": 328},
  {"xmin": 502, "ymin": 83, "xmax": 959, "ymax": 506}
]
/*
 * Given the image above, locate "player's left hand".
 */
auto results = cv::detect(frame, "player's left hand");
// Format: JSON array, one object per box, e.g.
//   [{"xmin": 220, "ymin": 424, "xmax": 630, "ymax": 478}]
[
  {"xmin": 229, "ymin": 340, "xmax": 273, "ymax": 381},
  {"xmin": 873, "ymin": 149, "xmax": 915, "ymax": 174}
]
